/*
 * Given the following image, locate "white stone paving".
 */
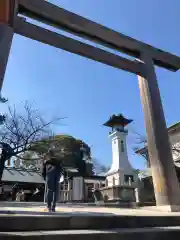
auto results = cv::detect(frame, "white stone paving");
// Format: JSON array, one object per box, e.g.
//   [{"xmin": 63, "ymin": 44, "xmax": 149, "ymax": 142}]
[
  {"xmin": 1, "ymin": 227, "xmax": 180, "ymax": 236},
  {"xmin": 1, "ymin": 202, "xmax": 180, "ymax": 216}
]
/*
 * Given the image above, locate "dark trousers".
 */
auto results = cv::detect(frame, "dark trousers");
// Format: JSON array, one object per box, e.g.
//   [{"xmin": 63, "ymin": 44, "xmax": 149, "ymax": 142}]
[
  {"xmin": 0, "ymin": 158, "xmax": 5, "ymax": 182},
  {"xmin": 46, "ymin": 165, "xmax": 60, "ymax": 209}
]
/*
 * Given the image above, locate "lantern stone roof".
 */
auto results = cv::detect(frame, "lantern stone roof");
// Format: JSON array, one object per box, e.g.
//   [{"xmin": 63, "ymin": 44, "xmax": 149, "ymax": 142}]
[{"xmin": 103, "ymin": 114, "xmax": 133, "ymax": 128}]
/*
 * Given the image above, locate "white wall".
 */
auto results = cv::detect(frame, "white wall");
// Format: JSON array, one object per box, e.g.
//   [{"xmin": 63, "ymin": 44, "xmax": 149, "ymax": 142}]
[
  {"xmin": 106, "ymin": 170, "xmax": 137, "ymax": 188},
  {"xmin": 109, "ymin": 130, "xmax": 133, "ymax": 174},
  {"xmin": 72, "ymin": 177, "xmax": 84, "ymax": 201}
]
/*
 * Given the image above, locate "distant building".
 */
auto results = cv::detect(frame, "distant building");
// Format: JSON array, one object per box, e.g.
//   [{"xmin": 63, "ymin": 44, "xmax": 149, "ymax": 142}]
[
  {"xmin": 0, "ymin": 167, "xmax": 45, "ymax": 201},
  {"xmin": 136, "ymin": 122, "xmax": 180, "ymax": 174},
  {"xmin": 135, "ymin": 122, "xmax": 180, "ymax": 204},
  {"xmin": 0, "ymin": 166, "xmax": 106, "ymax": 203}
]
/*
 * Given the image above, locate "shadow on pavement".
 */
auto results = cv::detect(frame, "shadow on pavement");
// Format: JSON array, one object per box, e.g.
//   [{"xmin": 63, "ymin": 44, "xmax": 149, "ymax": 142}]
[{"xmin": 0, "ymin": 210, "xmax": 114, "ymax": 216}]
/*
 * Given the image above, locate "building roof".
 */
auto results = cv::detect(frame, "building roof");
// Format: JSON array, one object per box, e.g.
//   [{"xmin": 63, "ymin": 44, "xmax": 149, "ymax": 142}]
[
  {"xmin": 135, "ymin": 122, "xmax": 180, "ymax": 155},
  {"xmin": 85, "ymin": 175, "xmax": 106, "ymax": 180},
  {"xmin": 1, "ymin": 167, "xmax": 45, "ymax": 184},
  {"xmin": 64, "ymin": 167, "xmax": 79, "ymax": 173},
  {"xmin": 1, "ymin": 166, "xmax": 105, "ymax": 185},
  {"xmin": 138, "ymin": 168, "xmax": 152, "ymax": 178},
  {"xmin": 140, "ymin": 163, "xmax": 180, "ymax": 179},
  {"xmin": 1, "ymin": 166, "xmax": 80, "ymax": 184},
  {"xmin": 97, "ymin": 172, "xmax": 107, "ymax": 177},
  {"xmin": 168, "ymin": 122, "xmax": 180, "ymax": 134}
]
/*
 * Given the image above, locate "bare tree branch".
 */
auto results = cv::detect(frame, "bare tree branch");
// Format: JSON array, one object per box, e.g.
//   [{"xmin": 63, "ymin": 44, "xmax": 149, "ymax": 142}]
[
  {"xmin": 0, "ymin": 101, "xmax": 64, "ymax": 175},
  {"xmin": 132, "ymin": 129, "xmax": 180, "ymax": 168}
]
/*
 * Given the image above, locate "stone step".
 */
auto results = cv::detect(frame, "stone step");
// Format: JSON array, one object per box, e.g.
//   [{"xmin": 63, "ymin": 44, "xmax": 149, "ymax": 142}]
[
  {"xmin": 1, "ymin": 227, "xmax": 180, "ymax": 240},
  {"xmin": 1, "ymin": 214, "xmax": 180, "ymax": 232}
]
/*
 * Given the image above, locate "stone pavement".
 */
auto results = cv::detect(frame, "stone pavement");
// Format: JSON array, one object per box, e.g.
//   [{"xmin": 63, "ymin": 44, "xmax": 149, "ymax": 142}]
[
  {"xmin": 1, "ymin": 202, "xmax": 180, "ymax": 239},
  {"xmin": 1, "ymin": 202, "xmax": 180, "ymax": 216},
  {"xmin": 2, "ymin": 227, "xmax": 180, "ymax": 238}
]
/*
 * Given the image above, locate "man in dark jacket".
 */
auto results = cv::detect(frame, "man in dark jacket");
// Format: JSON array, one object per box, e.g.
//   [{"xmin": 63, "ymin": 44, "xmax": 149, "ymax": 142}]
[
  {"xmin": 0, "ymin": 143, "xmax": 14, "ymax": 181},
  {"xmin": 42, "ymin": 149, "xmax": 62, "ymax": 212}
]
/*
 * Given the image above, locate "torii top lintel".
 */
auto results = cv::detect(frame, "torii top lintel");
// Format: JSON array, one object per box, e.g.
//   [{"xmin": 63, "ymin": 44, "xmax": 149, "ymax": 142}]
[
  {"xmin": 1, "ymin": 0, "xmax": 180, "ymax": 72},
  {"xmin": 17, "ymin": 0, "xmax": 180, "ymax": 72}
]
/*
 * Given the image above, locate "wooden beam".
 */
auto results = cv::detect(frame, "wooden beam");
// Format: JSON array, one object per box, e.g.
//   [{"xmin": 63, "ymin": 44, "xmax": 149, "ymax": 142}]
[
  {"xmin": 0, "ymin": 0, "xmax": 11, "ymax": 24},
  {"xmin": 18, "ymin": 0, "xmax": 180, "ymax": 71},
  {"xmin": 0, "ymin": 24, "xmax": 14, "ymax": 90},
  {"xmin": 14, "ymin": 18, "xmax": 144, "ymax": 76},
  {"xmin": 0, "ymin": 0, "xmax": 17, "ymax": 26}
]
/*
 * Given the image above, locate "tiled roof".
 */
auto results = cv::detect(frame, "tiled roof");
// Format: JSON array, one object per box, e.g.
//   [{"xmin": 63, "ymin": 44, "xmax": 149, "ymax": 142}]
[
  {"xmin": 97, "ymin": 172, "xmax": 107, "ymax": 177},
  {"xmin": 1, "ymin": 167, "xmax": 45, "ymax": 184}
]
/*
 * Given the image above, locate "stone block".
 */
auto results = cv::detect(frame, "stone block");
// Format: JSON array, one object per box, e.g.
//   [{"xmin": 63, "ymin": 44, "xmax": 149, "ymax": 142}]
[{"xmin": 1, "ymin": 228, "xmax": 180, "ymax": 240}]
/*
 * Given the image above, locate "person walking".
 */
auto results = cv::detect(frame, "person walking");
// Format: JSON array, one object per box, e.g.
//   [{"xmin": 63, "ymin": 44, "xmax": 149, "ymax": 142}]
[
  {"xmin": 0, "ymin": 143, "xmax": 14, "ymax": 182},
  {"xmin": 42, "ymin": 149, "xmax": 62, "ymax": 212}
]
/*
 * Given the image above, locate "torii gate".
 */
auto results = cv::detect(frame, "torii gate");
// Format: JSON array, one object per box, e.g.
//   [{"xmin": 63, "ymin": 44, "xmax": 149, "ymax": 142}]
[{"xmin": 0, "ymin": 0, "xmax": 180, "ymax": 211}]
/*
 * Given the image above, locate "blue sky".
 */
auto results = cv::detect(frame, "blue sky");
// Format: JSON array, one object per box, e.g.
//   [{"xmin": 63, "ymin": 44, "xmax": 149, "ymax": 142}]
[{"xmin": 2, "ymin": 0, "xmax": 180, "ymax": 170}]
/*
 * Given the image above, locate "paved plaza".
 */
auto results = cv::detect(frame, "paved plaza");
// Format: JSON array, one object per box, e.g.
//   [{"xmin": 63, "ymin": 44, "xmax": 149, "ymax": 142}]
[{"xmin": 0, "ymin": 202, "xmax": 180, "ymax": 216}]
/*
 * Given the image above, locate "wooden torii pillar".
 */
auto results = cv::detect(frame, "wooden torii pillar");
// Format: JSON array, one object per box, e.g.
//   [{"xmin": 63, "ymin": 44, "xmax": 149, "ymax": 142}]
[
  {"xmin": 0, "ymin": 0, "xmax": 180, "ymax": 211},
  {"xmin": 138, "ymin": 54, "xmax": 180, "ymax": 210},
  {"xmin": 0, "ymin": 0, "xmax": 16, "ymax": 89},
  {"xmin": 0, "ymin": 0, "xmax": 17, "ymax": 166}
]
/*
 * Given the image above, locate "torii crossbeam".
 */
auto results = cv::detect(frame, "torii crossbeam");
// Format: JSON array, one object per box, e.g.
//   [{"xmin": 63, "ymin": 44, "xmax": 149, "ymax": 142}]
[{"xmin": 1, "ymin": 0, "xmax": 180, "ymax": 211}]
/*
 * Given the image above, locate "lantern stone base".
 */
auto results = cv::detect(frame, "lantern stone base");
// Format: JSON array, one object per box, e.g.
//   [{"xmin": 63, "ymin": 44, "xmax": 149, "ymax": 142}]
[
  {"xmin": 149, "ymin": 205, "xmax": 180, "ymax": 212},
  {"xmin": 100, "ymin": 185, "xmax": 135, "ymax": 203}
]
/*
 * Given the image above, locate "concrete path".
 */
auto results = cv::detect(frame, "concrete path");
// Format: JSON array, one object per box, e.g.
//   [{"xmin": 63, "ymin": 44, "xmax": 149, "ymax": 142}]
[{"xmin": 0, "ymin": 202, "xmax": 180, "ymax": 216}]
